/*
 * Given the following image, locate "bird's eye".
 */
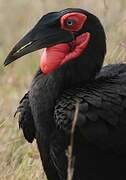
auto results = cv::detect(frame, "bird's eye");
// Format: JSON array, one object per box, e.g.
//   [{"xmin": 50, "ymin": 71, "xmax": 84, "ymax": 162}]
[
  {"xmin": 61, "ymin": 12, "xmax": 87, "ymax": 32},
  {"xmin": 66, "ymin": 19, "xmax": 75, "ymax": 26}
]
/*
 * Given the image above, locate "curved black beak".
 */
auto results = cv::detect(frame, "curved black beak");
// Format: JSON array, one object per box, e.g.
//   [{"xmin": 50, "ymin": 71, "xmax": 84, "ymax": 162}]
[{"xmin": 4, "ymin": 19, "xmax": 73, "ymax": 66}]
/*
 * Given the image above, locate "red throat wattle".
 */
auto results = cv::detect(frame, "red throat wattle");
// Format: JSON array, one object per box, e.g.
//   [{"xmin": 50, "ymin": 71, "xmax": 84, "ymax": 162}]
[{"xmin": 40, "ymin": 32, "xmax": 90, "ymax": 74}]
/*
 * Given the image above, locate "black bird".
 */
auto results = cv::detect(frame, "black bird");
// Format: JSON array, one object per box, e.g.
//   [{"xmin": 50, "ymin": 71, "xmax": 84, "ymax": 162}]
[{"xmin": 5, "ymin": 8, "xmax": 126, "ymax": 180}]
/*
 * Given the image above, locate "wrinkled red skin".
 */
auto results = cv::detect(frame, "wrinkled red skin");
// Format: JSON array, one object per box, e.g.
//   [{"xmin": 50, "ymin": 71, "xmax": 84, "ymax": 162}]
[
  {"xmin": 40, "ymin": 32, "xmax": 90, "ymax": 74},
  {"xmin": 40, "ymin": 12, "xmax": 90, "ymax": 74}
]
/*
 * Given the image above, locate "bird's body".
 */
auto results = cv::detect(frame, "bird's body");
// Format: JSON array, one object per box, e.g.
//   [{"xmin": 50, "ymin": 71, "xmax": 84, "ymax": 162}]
[
  {"xmin": 19, "ymin": 63, "xmax": 126, "ymax": 180},
  {"xmin": 5, "ymin": 8, "xmax": 126, "ymax": 180}
]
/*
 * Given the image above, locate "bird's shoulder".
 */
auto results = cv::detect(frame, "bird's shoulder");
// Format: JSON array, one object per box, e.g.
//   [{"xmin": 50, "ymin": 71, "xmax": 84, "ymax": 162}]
[{"xmin": 54, "ymin": 63, "xmax": 126, "ymax": 150}]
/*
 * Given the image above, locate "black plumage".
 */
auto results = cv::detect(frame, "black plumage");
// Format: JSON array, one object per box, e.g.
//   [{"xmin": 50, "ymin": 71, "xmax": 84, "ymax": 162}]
[
  {"xmin": 17, "ymin": 64, "xmax": 126, "ymax": 180},
  {"xmin": 5, "ymin": 8, "xmax": 126, "ymax": 180}
]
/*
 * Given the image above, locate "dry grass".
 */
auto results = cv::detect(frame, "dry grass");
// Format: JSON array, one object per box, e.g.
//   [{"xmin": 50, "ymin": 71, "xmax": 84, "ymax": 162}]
[
  {"xmin": 67, "ymin": 103, "xmax": 79, "ymax": 180},
  {"xmin": 0, "ymin": 0, "xmax": 126, "ymax": 179}
]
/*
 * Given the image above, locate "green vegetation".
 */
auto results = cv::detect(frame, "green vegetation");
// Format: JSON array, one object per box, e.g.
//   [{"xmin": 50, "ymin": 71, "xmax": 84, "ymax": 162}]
[{"xmin": 0, "ymin": 0, "xmax": 126, "ymax": 179}]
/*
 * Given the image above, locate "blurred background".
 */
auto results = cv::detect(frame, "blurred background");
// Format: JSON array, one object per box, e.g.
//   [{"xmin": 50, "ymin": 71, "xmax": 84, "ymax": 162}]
[{"xmin": 0, "ymin": 0, "xmax": 126, "ymax": 179}]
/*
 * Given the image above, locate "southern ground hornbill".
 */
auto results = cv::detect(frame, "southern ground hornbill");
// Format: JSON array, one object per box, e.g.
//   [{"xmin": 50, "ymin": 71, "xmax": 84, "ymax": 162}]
[{"xmin": 4, "ymin": 8, "xmax": 126, "ymax": 180}]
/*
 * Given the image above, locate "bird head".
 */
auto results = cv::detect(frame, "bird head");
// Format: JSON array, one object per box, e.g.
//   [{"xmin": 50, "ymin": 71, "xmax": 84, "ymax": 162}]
[{"xmin": 4, "ymin": 8, "xmax": 106, "ymax": 83}]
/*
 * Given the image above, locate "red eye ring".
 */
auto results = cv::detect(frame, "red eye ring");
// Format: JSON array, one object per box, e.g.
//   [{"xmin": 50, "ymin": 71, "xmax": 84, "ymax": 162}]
[{"xmin": 61, "ymin": 12, "xmax": 87, "ymax": 32}]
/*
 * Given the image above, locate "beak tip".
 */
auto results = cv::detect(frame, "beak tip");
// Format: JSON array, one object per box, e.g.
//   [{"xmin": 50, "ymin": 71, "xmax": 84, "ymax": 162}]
[
  {"xmin": 4, "ymin": 62, "xmax": 7, "ymax": 67},
  {"xmin": 4, "ymin": 58, "xmax": 11, "ymax": 66}
]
